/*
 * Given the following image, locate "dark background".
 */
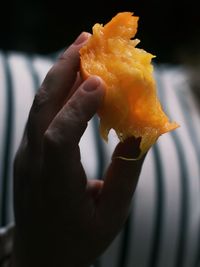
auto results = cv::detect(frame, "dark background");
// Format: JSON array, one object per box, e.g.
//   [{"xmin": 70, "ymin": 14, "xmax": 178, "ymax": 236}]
[{"xmin": 0, "ymin": 0, "xmax": 199, "ymax": 63}]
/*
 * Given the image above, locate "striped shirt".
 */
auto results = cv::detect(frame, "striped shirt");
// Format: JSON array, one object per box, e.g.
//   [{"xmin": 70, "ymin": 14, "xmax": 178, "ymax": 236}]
[{"xmin": 0, "ymin": 51, "xmax": 199, "ymax": 267}]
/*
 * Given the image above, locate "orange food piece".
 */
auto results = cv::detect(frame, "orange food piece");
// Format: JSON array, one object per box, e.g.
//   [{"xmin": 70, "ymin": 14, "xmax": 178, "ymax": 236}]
[{"xmin": 80, "ymin": 12, "xmax": 179, "ymax": 157}]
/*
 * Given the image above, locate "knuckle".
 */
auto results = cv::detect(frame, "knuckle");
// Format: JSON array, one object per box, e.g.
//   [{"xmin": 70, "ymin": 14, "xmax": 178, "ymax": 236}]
[
  {"xmin": 43, "ymin": 128, "xmax": 75, "ymax": 159},
  {"xmin": 44, "ymin": 65, "xmax": 57, "ymax": 83},
  {"xmin": 43, "ymin": 129, "xmax": 61, "ymax": 158},
  {"xmin": 43, "ymin": 129, "xmax": 70, "ymax": 152},
  {"xmin": 31, "ymin": 88, "xmax": 49, "ymax": 113},
  {"xmin": 65, "ymin": 99, "xmax": 88, "ymax": 136},
  {"xmin": 67, "ymin": 100, "xmax": 80, "ymax": 120},
  {"xmin": 67, "ymin": 98, "xmax": 86, "ymax": 125},
  {"xmin": 43, "ymin": 129, "xmax": 59, "ymax": 150},
  {"xmin": 57, "ymin": 45, "xmax": 76, "ymax": 62},
  {"xmin": 57, "ymin": 52, "xmax": 68, "ymax": 62},
  {"xmin": 38, "ymin": 65, "xmax": 58, "ymax": 96}
]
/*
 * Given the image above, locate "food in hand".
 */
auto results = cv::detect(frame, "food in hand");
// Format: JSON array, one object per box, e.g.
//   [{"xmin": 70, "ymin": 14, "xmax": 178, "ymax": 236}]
[{"xmin": 80, "ymin": 12, "xmax": 179, "ymax": 158}]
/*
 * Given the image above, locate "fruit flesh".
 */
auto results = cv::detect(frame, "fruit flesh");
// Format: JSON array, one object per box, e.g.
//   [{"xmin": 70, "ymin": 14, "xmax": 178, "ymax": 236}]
[{"xmin": 80, "ymin": 12, "xmax": 179, "ymax": 157}]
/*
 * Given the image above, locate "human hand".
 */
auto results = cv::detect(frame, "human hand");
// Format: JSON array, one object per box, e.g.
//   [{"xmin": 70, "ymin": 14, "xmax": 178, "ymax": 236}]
[{"xmin": 12, "ymin": 32, "xmax": 146, "ymax": 267}]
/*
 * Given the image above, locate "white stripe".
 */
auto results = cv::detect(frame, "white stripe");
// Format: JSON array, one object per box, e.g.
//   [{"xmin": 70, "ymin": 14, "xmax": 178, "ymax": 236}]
[
  {"xmin": 127, "ymin": 149, "xmax": 157, "ymax": 267},
  {"xmin": 173, "ymin": 68, "xmax": 200, "ymax": 149},
  {"xmin": 80, "ymin": 119, "xmax": 99, "ymax": 179},
  {"xmin": 155, "ymin": 134, "xmax": 181, "ymax": 267},
  {"xmin": 32, "ymin": 56, "xmax": 54, "ymax": 86},
  {"xmin": 173, "ymin": 69, "xmax": 200, "ymax": 267},
  {"xmin": 161, "ymin": 68, "xmax": 200, "ymax": 267},
  {"xmin": 102, "ymin": 129, "xmax": 120, "ymax": 167},
  {"xmin": 5, "ymin": 53, "xmax": 36, "ymax": 223},
  {"xmin": 0, "ymin": 52, "xmax": 7, "ymax": 222},
  {"xmin": 101, "ymin": 232, "xmax": 123, "ymax": 267}
]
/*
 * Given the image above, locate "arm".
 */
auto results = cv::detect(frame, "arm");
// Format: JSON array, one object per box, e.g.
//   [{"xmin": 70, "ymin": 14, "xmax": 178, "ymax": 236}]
[
  {"xmin": 11, "ymin": 32, "xmax": 145, "ymax": 267},
  {"xmin": 0, "ymin": 224, "xmax": 14, "ymax": 266}
]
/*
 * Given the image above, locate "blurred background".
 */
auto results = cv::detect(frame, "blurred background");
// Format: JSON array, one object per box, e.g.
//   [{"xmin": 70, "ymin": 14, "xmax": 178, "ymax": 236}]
[{"xmin": 0, "ymin": 0, "xmax": 199, "ymax": 64}]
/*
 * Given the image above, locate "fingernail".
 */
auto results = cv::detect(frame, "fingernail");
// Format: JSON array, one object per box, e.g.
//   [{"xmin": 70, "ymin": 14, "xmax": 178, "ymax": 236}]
[
  {"xmin": 113, "ymin": 137, "xmax": 142, "ymax": 160},
  {"xmin": 83, "ymin": 76, "xmax": 101, "ymax": 92},
  {"xmin": 73, "ymin": 32, "xmax": 90, "ymax": 45}
]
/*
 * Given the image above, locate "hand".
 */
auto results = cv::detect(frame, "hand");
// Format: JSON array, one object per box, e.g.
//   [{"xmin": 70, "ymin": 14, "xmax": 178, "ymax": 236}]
[{"xmin": 12, "ymin": 32, "xmax": 146, "ymax": 267}]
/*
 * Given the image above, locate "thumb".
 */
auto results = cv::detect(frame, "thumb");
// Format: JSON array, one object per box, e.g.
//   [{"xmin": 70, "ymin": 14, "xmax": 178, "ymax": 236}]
[{"xmin": 97, "ymin": 137, "xmax": 146, "ymax": 229}]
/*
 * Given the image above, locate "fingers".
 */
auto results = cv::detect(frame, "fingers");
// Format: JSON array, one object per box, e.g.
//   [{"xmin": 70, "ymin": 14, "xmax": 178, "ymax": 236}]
[
  {"xmin": 44, "ymin": 76, "xmax": 105, "ymax": 153},
  {"xmin": 41, "ymin": 76, "xmax": 105, "ymax": 195},
  {"xmin": 97, "ymin": 137, "xmax": 146, "ymax": 229},
  {"xmin": 41, "ymin": 32, "xmax": 90, "ymax": 103},
  {"xmin": 27, "ymin": 32, "xmax": 91, "ymax": 149}
]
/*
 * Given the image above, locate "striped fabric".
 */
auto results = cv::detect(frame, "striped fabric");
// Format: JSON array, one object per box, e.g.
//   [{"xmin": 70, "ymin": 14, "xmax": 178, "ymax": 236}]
[{"xmin": 0, "ymin": 51, "xmax": 199, "ymax": 267}]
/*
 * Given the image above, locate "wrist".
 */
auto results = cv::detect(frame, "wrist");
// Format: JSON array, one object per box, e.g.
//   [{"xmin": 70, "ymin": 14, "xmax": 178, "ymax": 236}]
[{"xmin": 11, "ymin": 228, "xmax": 93, "ymax": 267}]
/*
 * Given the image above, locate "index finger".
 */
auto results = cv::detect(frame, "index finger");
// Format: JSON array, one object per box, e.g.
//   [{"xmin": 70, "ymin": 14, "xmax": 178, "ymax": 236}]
[{"xmin": 27, "ymin": 32, "xmax": 91, "ymax": 149}]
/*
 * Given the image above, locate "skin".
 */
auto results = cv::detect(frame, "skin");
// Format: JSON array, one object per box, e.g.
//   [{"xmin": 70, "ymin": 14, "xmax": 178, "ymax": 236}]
[{"xmin": 11, "ymin": 32, "xmax": 146, "ymax": 267}]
